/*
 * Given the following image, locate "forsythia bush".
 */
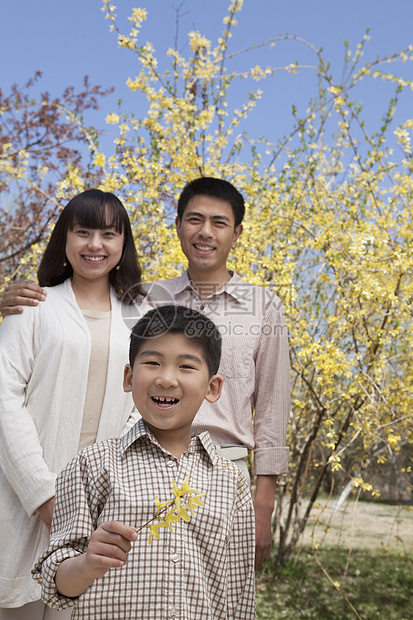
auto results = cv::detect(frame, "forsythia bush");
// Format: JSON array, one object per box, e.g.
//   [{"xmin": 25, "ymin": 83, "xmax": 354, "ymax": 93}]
[{"xmin": 1, "ymin": 0, "xmax": 412, "ymax": 564}]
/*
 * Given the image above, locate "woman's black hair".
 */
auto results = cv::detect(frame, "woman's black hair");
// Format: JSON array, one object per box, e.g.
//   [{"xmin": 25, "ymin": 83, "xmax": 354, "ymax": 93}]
[{"xmin": 37, "ymin": 189, "xmax": 143, "ymax": 301}]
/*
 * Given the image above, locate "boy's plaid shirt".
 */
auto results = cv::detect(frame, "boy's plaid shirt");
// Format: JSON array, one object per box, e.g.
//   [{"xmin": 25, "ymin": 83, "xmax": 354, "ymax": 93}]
[{"xmin": 33, "ymin": 419, "xmax": 256, "ymax": 619}]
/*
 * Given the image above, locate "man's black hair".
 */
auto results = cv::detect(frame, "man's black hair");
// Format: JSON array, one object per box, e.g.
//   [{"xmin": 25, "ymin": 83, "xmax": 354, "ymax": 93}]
[{"xmin": 129, "ymin": 305, "xmax": 222, "ymax": 377}]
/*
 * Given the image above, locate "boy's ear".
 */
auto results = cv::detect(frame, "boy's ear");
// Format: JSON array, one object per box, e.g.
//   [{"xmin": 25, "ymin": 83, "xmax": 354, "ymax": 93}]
[
  {"xmin": 205, "ymin": 374, "xmax": 223, "ymax": 404},
  {"xmin": 123, "ymin": 364, "xmax": 133, "ymax": 393}
]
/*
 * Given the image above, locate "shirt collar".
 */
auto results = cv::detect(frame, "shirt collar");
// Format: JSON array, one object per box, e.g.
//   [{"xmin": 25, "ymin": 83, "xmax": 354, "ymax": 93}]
[
  {"xmin": 173, "ymin": 269, "xmax": 246, "ymax": 303},
  {"xmin": 193, "ymin": 430, "xmax": 219, "ymax": 465},
  {"xmin": 120, "ymin": 418, "xmax": 218, "ymax": 466}
]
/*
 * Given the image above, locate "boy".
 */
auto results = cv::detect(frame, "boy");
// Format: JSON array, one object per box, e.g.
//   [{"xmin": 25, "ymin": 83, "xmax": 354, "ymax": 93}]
[{"xmin": 32, "ymin": 305, "xmax": 256, "ymax": 619}]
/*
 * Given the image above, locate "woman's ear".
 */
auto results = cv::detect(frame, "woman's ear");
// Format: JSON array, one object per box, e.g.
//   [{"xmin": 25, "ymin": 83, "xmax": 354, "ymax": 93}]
[{"xmin": 205, "ymin": 374, "xmax": 224, "ymax": 403}]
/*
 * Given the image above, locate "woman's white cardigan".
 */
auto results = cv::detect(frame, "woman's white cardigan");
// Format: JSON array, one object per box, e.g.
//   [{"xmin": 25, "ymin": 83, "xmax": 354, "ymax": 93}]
[{"xmin": 0, "ymin": 279, "xmax": 150, "ymax": 607}]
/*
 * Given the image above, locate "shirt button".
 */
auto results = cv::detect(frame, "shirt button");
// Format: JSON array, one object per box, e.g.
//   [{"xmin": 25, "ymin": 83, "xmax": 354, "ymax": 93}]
[
  {"xmin": 171, "ymin": 553, "xmax": 180, "ymax": 563},
  {"xmin": 170, "ymin": 607, "xmax": 178, "ymax": 617},
  {"xmin": 200, "ymin": 304, "xmax": 205, "ymax": 310},
  {"xmin": 166, "ymin": 460, "xmax": 175, "ymax": 468}
]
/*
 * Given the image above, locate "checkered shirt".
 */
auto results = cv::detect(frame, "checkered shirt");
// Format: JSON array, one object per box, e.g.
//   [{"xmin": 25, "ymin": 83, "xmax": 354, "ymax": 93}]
[{"xmin": 32, "ymin": 419, "xmax": 256, "ymax": 619}]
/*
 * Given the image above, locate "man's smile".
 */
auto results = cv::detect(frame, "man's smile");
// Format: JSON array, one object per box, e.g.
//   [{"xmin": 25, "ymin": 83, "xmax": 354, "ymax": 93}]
[{"xmin": 193, "ymin": 243, "xmax": 215, "ymax": 253}]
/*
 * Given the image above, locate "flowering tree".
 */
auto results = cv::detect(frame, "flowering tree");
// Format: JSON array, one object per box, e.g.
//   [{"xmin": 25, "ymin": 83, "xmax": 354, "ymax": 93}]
[
  {"xmin": 1, "ymin": 0, "xmax": 412, "ymax": 565},
  {"xmin": 0, "ymin": 73, "xmax": 111, "ymax": 283}
]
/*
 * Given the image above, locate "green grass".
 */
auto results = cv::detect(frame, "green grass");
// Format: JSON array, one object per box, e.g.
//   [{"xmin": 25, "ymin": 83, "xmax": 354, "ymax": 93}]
[{"xmin": 256, "ymin": 548, "xmax": 412, "ymax": 620}]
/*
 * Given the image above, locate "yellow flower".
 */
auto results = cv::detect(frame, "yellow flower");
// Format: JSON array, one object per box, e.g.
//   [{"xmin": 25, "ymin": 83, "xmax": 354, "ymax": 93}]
[
  {"xmin": 171, "ymin": 475, "xmax": 198, "ymax": 497},
  {"xmin": 93, "ymin": 152, "xmax": 106, "ymax": 167},
  {"xmin": 148, "ymin": 523, "xmax": 160, "ymax": 545},
  {"xmin": 135, "ymin": 477, "xmax": 206, "ymax": 545},
  {"xmin": 387, "ymin": 433, "xmax": 401, "ymax": 448},
  {"xmin": 184, "ymin": 494, "xmax": 206, "ymax": 515},
  {"xmin": 105, "ymin": 112, "xmax": 121, "ymax": 124}
]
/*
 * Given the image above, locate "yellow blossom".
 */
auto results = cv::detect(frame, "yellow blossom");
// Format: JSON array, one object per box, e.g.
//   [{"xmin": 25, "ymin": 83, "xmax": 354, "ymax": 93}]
[
  {"xmin": 137, "ymin": 477, "xmax": 206, "ymax": 546},
  {"xmin": 93, "ymin": 152, "xmax": 106, "ymax": 167},
  {"xmin": 106, "ymin": 112, "xmax": 121, "ymax": 124}
]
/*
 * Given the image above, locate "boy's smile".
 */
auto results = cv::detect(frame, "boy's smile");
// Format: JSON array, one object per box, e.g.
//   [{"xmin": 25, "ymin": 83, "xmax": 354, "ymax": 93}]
[
  {"xmin": 123, "ymin": 332, "xmax": 223, "ymax": 450},
  {"xmin": 151, "ymin": 396, "xmax": 179, "ymax": 408}
]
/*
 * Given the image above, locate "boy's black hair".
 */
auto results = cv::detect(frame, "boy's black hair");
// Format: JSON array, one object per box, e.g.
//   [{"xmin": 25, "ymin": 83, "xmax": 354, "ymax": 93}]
[
  {"xmin": 177, "ymin": 177, "xmax": 245, "ymax": 228},
  {"xmin": 38, "ymin": 189, "xmax": 143, "ymax": 301},
  {"xmin": 129, "ymin": 305, "xmax": 222, "ymax": 377}
]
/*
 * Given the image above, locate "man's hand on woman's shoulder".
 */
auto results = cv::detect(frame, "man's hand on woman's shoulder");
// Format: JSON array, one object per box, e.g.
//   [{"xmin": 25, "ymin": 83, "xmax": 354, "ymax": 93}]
[{"xmin": 0, "ymin": 281, "xmax": 47, "ymax": 317}]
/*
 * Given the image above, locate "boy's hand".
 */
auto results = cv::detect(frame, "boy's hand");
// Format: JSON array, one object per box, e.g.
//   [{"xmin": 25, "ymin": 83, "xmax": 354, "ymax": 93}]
[
  {"xmin": 0, "ymin": 281, "xmax": 47, "ymax": 317},
  {"xmin": 55, "ymin": 521, "xmax": 138, "ymax": 598},
  {"xmin": 84, "ymin": 521, "xmax": 138, "ymax": 579}
]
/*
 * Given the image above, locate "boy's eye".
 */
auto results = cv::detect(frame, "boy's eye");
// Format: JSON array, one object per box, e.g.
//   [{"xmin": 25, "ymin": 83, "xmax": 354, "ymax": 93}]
[
  {"xmin": 180, "ymin": 364, "xmax": 196, "ymax": 370},
  {"xmin": 143, "ymin": 361, "xmax": 160, "ymax": 366}
]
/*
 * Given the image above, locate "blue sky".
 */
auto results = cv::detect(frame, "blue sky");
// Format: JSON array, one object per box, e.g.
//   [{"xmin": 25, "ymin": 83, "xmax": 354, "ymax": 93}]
[{"xmin": 2, "ymin": 0, "xmax": 413, "ymax": 153}]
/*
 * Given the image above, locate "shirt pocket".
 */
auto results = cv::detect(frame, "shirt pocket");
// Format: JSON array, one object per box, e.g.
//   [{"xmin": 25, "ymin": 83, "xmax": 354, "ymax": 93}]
[{"xmin": 218, "ymin": 341, "xmax": 254, "ymax": 378}]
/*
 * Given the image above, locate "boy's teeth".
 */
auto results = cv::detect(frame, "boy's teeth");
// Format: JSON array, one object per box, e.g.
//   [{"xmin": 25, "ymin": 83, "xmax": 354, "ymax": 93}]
[{"xmin": 153, "ymin": 396, "xmax": 178, "ymax": 404}]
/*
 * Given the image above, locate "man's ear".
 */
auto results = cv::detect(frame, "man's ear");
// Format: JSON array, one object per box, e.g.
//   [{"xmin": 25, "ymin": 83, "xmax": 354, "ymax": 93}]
[
  {"xmin": 123, "ymin": 364, "xmax": 133, "ymax": 393},
  {"xmin": 205, "ymin": 374, "xmax": 224, "ymax": 403},
  {"xmin": 232, "ymin": 223, "xmax": 243, "ymax": 246},
  {"xmin": 175, "ymin": 215, "xmax": 182, "ymax": 238}
]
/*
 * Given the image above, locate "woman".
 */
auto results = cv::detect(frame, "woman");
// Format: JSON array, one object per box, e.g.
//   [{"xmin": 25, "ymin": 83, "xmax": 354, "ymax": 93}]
[{"xmin": 0, "ymin": 189, "xmax": 150, "ymax": 618}]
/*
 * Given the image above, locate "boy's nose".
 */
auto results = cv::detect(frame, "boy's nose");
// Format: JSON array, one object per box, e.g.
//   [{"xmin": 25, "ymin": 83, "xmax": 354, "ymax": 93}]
[{"xmin": 154, "ymin": 372, "xmax": 178, "ymax": 388}]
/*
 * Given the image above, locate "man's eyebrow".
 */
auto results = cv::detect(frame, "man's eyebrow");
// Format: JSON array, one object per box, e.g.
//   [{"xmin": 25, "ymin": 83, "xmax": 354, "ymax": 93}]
[{"xmin": 184, "ymin": 210, "xmax": 231, "ymax": 222}]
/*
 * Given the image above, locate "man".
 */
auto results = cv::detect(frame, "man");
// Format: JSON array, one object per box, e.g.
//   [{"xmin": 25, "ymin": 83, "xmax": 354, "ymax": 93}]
[{"xmin": 1, "ymin": 177, "xmax": 290, "ymax": 568}]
